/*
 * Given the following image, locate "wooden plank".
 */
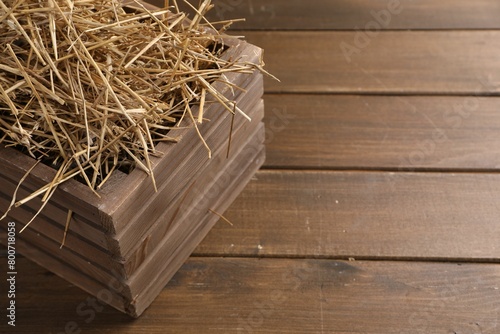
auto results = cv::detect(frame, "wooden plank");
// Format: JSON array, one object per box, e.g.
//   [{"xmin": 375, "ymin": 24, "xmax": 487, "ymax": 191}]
[
  {"xmin": 0, "ymin": 225, "xmax": 132, "ymax": 294},
  {"xmin": 262, "ymin": 94, "xmax": 500, "ymax": 170},
  {"xmin": 176, "ymin": 0, "xmax": 500, "ymax": 31},
  {"xmin": 0, "ymin": 174, "xmax": 110, "ymax": 249},
  {"xmin": 236, "ymin": 31, "xmax": 500, "ymax": 94},
  {"xmin": 8, "ymin": 257, "xmax": 500, "ymax": 333},
  {"xmin": 195, "ymin": 170, "xmax": 500, "ymax": 261},
  {"xmin": 0, "ymin": 191, "xmax": 121, "ymax": 274},
  {"xmin": 0, "ymin": 238, "xmax": 130, "ymax": 315}
]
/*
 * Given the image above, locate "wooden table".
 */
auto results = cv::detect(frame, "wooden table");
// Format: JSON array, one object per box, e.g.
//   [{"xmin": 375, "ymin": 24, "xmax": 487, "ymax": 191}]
[{"xmin": 3, "ymin": 1, "xmax": 500, "ymax": 332}]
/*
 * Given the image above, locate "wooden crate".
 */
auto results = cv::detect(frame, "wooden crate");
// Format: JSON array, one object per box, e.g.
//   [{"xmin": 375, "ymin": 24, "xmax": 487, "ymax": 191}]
[{"xmin": 0, "ymin": 37, "xmax": 265, "ymax": 317}]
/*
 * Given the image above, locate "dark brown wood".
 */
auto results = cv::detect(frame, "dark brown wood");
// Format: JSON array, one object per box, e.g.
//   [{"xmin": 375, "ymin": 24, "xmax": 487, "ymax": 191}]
[
  {"xmin": 261, "ymin": 94, "xmax": 500, "ymax": 169},
  {"xmin": 7, "ymin": 256, "xmax": 500, "ymax": 333},
  {"xmin": 236, "ymin": 31, "xmax": 500, "ymax": 94},
  {"xmin": 176, "ymin": 0, "xmax": 500, "ymax": 31},
  {"xmin": 0, "ymin": 190, "xmax": 121, "ymax": 274},
  {"xmin": 0, "ymin": 175, "xmax": 109, "ymax": 249},
  {"xmin": 195, "ymin": 170, "xmax": 500, "ymax": 261}
]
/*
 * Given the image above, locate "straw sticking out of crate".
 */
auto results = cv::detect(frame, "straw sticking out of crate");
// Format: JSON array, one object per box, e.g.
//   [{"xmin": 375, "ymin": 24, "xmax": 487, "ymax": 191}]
[{"xmin": 0, "ymin": 0, "xmax": 269, "ymax": 218}]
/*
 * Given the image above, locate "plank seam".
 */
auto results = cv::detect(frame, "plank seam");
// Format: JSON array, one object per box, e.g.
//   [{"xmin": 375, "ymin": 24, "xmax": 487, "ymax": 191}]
[
  {"xmin": 190, "ymin": 254, "xmax": 500, "ymax": 264},
  {"xmin": 259, "ymin": 166, "xmax": 500, "ymax": 174}
]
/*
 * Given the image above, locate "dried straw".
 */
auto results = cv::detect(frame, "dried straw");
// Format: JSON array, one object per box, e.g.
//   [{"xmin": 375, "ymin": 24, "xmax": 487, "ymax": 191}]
[{"xmin": 0, "ymin": 0, "xmax": 267, "ymax": 222}]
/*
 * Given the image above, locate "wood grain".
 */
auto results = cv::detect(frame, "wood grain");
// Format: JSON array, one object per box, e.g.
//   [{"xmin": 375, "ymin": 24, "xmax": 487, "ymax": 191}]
[
  {"xmin": 7, "ymin": 256, "xmax": 500, "ymax": 333},
  {"xmin": 0, "ymin": 174, "xmax": 110, "ymax": 249},
  {"xmin": 261, "ymin": 94, "xmax": 500, "ymax": 169},
  {"xmin": 175, "ymin": 0, "xmax": 500, "ymax": 30},
  {"xmin": 236, "ymin": 31, "xmax": 500, "ymax": 94},
  {"xmin": 195, "ymin": 170, "xmax": 500, "ymax": 261}
]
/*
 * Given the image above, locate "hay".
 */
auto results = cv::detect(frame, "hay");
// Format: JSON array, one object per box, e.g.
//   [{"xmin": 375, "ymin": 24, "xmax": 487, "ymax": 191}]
[{"xmin": 0, "ymin": 0, "xmax": 267, "ymax": 220}]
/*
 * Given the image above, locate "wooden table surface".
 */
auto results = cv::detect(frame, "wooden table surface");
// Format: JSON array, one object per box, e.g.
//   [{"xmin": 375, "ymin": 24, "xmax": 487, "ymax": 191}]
[{"xmin": 3, "ymin": 1, "xmax": 500, "ymax": 333}]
